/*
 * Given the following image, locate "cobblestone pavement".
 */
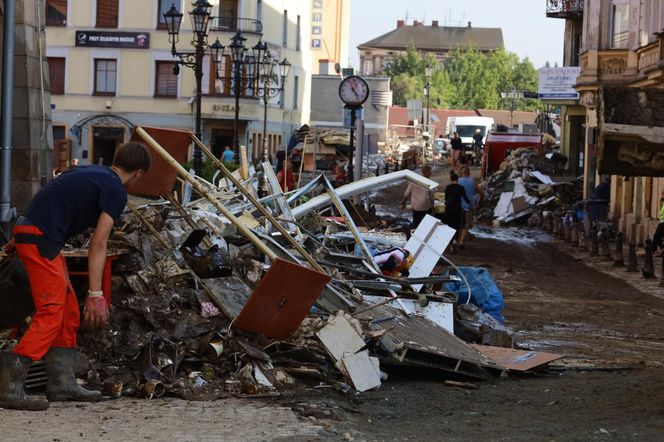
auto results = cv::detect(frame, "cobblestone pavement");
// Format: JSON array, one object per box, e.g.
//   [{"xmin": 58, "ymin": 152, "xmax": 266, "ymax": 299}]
[{"xmin": 0, "ymin": 398, "xmax": 326, "ymax": 442}]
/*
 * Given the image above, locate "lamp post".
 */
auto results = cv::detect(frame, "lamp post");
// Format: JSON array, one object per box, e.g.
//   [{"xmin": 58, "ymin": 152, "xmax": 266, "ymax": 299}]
[
  {"xmin": 424, "ymin": 65, "xmax": 433, "ymax": 161},
  {"xmin": 256, "ymin": 52, "xmax": 291, "ymax": 196},
  {"xmin": 163, "ymin": 1, "xmax": 223, "ymax": 176}
]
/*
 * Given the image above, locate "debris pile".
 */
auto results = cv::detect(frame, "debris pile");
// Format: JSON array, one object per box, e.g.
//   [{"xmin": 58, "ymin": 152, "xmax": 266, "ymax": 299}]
[
  {"xmin": 478, "ymin": 147, "xmax": 582, "ymax": 225},
  {"xmin": 0, "ymin": 127, "xmax": 563, "ymax": 401}
]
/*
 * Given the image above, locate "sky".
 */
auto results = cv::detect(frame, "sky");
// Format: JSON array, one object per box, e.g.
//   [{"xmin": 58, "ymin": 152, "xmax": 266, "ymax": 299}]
[{"xmin": 348, "ymin": 0, "xmax": 565, "ymax": 70}]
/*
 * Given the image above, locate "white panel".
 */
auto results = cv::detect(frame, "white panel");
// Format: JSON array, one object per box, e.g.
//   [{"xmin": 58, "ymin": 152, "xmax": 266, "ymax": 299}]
[{"xmin": 404, "ymin": 215, "xmax": 456, "ymax": 292}]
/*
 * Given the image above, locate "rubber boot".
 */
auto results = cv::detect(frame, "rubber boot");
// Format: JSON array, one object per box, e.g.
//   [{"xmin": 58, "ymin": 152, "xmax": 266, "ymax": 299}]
[
  {"xmin": 45, "ymin": 348, "xmax": 102, "ymax": 402},
  {"xmin": 0, "ymin": 352, "xmax": 49, "ymax": 410}
]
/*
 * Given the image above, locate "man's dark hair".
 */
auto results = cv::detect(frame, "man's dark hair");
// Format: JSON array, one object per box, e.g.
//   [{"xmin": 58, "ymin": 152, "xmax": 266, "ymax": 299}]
[
  {"xmin": 113, "ymin": 142, "xmax": 151, "ymax": 172},
  {"xmin": 450, "ymin": 172, "xmax": 459, "ymax": 182}
]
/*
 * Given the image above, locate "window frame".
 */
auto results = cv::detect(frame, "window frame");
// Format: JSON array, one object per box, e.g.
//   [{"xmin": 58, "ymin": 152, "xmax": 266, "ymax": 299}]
[
  {"xmin": 96, "ymin": 0, "xmax": 119, "ymax": 29},
  {"xmin": 157, "ymin": 0, "xmax": 175, "ymax": 30},
  {"xmin": 48, "ymin": 57, "xmax": 66, "ymax": 95},
  {"xmin": 46, "ymin": 0, "xmax": 68, "ymax": 27},
  {"xmin": 609, "ymin": 0, "xmax": 630, "ymax": 49},
  {"xmin": 94, "ymin": 58, "xmax": 118, "ymax": 96},
  {"xmin": 154, "ymin": 61, "xmax": 178, "ymax": 98}
]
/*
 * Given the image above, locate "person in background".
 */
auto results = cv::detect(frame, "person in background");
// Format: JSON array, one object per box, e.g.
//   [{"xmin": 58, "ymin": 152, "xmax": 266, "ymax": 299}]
[
  {"xmin": 444, "ymin": 171, "xmax": 470, "ymax": 251},
  {"xmin": 450, "ymin": 132, "xmax": 463, "ymax": 172},
  {"xmin": 472, "ymin": 128, "xmax": 483, "ymax": 166},
  {"xmin": 334, "ymin": 163, "xmax": 348, "ymax": 188},
  {"xmin": 276, "ymin": 159, "xmax": 297, "ymax": 192},
  {"xmin": 402, "ymin": 166, "xmax": 434, "ymax": 229},
  {"xmin": 652, "ymin": 189, "xmax": 664, "ymax": 255},
  {"xmin": 0, "ymin": 142, "xmax": 150, "ymax": 411},
  {"xmin": 593, "ymin": 175, "xmax": 611, "ymax": 200},
  {"xmin": 221, "ymin": 146, "xmax": 234, "ymax": 164},
  {"xmin": 458, "ymin": 166, "xmax": 483, "ymax": 248}
]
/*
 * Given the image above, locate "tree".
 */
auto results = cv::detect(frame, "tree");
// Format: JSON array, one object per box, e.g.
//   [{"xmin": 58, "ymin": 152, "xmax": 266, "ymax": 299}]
[{"xmin": 381, "ymin": 46, "xmax": 540, "ymax": 111}]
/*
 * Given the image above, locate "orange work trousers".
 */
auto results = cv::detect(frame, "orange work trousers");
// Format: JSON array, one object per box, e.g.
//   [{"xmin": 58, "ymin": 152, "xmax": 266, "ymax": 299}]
[{"xmin": 11, "ymin": 224, "xmax": 79, "ymax": 361}]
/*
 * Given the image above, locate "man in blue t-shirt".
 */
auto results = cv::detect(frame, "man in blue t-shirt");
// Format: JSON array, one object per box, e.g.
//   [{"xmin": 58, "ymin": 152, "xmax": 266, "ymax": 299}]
[
  {"xmin": 0, "ymin": 142, "xmax": 150, "ymax": 410},
  {"xmin": 458, "ymin": 166, "xmax": 483, "ymax": 248},
  {"xmin": 221, "ymin": 145, "xmax": 235, "ymax": 163}
]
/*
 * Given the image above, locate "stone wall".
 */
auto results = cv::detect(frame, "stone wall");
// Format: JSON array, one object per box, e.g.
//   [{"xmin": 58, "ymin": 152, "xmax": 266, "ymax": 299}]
[{"xmin": 9, "ymin": 0, "xmax": 53, "ymax": 212}]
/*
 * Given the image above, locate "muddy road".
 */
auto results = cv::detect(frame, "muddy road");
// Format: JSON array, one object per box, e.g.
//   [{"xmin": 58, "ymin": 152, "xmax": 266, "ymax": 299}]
[{"xmin": 3, "ymin": 165, "xmax": 664, "ymax": 441}]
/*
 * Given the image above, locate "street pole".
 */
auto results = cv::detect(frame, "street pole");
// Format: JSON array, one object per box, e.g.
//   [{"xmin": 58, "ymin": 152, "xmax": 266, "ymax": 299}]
[
  {"xmin": 193, "ymin": 33, "xmax": 204, "ymax": 175},
  {"xmin": 348, "ymin": 107, "xmax": 357, "ymax": 183},
  {"xmin": 233, "ymin": 60, "xmax": 241, "ymax": 150}
]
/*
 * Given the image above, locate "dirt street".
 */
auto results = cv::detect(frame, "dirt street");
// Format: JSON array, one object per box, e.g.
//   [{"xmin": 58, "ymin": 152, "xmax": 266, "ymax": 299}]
[{"xmin": 3, "ymin": 166, "xmax": 664, "ymax": 441}]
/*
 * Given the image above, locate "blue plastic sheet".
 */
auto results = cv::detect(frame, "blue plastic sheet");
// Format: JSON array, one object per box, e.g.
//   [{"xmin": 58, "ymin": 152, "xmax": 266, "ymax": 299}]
[{"xmin": 443, "ymin": 267, "xmax": 505, "ymax": 323}]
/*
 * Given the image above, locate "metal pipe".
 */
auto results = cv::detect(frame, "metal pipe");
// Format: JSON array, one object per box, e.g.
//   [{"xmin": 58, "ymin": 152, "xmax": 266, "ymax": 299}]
[
  {"xmin": 191, "ymin": 135, "xmax": 324, "ymax": 272},
  {"xmin": 137, "ymin": 127, "xmax": 276, "ymax": 260},
  {"xmin": 193, "ymin": 31, "xmax": 204, "ymax": 177},
  {"xmin": 0, "ymin": 0, "xmax": 17, "ymax": 223}
]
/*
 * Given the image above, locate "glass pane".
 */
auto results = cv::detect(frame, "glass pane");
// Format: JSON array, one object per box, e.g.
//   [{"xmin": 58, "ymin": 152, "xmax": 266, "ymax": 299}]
[
  {"xmin": 96, "ymin": 71, "xmax": 106, "ymax": 92},
  {"xmin": 612, "ymin": 4, "xmax": 629, "ymax": 48}
]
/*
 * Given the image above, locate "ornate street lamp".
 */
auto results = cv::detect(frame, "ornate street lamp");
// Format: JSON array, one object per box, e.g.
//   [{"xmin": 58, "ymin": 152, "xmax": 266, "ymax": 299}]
[
  {"xmin": 164, "ymin": 1, "xmax": 221, "ymax": 176},
  {"xmin": 255, "ymin": 51, "xmax": 291, "ymax": 196}
]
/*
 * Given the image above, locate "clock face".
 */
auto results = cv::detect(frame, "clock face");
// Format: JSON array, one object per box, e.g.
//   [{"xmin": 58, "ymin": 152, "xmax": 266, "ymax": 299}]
[{"xmin": 339, "ymin": 75, "xmax": 370, "ymax": 106}]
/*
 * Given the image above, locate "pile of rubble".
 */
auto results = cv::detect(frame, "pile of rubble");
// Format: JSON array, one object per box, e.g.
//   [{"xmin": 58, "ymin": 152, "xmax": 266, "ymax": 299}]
[
  {"xmin": 478, "ymin": 147, "xmax": 582, "ymax": 226},
  {"xmin": 1, "ymin": 128, "xmax": 564, "ymax": 401}
]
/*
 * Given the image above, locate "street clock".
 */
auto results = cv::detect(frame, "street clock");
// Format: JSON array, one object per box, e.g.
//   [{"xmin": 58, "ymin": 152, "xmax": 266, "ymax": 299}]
[{"xmin": 338, "ymin": 75, "xmax": 370, "ymax": 107}]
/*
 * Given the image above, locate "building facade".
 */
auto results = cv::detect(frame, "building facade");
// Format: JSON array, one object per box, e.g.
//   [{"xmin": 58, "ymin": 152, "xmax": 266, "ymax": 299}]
[
  {"xmin": 358, "ymin": 20, "xmax": 504, "ymax": 76},
  {"xmin": 545, "ymin": 0, "xmax": 586, "ymax": 179},
  {"xmin": 45, "ymin": 0, "xmax": 313, "ymax": 168},
  {"xmin": 573, "ymin": 0, "xmax": 664, "ymax": 243},
  {"xmin": 309, "ymin": 0, "xmax": 350, "ymax": 75}
]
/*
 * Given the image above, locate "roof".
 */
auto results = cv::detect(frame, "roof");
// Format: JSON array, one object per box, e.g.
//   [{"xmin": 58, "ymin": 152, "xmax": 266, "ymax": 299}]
[
  {"xmin": 358, "ymin": 24, "xmax": 504, "ymax": 52},
  {"xmin": 476, "ymin": 109, "xmax": 538, "ymax": 129},
  {"xmin": 388, "ymin": 106, "xmax": 477, "ymax": 138}
]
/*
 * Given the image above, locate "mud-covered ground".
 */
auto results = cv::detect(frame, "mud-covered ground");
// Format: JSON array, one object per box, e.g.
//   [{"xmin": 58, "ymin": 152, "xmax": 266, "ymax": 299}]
[{"xmin": 3, "ymin": 165, "xmax": 664, "ymax": 441}]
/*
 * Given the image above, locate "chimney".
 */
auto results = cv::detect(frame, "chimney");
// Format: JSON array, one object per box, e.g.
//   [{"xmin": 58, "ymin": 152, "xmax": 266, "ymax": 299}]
[
  {"xmin": 318, "ymin": 59, "xmax": 333, "ymax": 75},
  {"xmin": 467, "ymin": 21, "xmax": 472, "ymax": 28},
  {"xmin": 432, "ymin": 20, "xmax": 439, "ymax": 27},
  {"xmin": 397, "ymin": 20, "xmax": 405, "ymax": 28}
]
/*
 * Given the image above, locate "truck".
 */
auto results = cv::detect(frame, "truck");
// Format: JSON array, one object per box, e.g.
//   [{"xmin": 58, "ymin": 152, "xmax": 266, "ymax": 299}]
[{"xmin": 449, "ymin": 116, "xmax": 495, "ymax": 148}]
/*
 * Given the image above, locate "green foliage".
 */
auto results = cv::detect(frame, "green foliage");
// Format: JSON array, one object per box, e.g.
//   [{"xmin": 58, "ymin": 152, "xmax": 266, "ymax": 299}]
[
  {"xmin": 181, "ymin": 159, "xmax": 238, "ymax": 184},
  {"xmin": 382, "ymin": 45, "xmax": 540, "ymax": 111}
]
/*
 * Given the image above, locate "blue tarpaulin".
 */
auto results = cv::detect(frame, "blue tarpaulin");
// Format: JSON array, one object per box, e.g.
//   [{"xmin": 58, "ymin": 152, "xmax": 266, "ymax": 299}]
[{"xmin": 443, "ymin": 267, "xmax": 505, "ymax": 323}]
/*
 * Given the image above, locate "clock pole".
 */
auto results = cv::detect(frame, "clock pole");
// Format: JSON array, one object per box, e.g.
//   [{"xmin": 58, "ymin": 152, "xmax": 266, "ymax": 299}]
[{"xmin": 347, "ymin": 106, "xmax": 357, "ymax": 183}]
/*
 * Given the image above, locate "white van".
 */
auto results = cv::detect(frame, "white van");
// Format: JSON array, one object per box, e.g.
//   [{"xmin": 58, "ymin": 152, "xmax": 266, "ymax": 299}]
[{"xmin": 450, "ymin": 116, "xmax": 495, "ymax": 148}]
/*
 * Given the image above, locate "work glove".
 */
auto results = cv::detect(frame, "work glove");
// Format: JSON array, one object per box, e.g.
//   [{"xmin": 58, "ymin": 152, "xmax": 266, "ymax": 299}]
[{"xmin": 84, "ymin": 293, "xmax": 109, "ymax": 328}]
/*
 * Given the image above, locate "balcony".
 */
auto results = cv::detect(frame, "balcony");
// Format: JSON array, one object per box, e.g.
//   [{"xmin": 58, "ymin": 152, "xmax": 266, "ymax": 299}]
[
  {"xmin": 577, "ymin": 50, "xmax": 631, "ymax": 87},
  {"xmin": 210, "ymin": 17, "xmax": 263, "ymax": 35},
  {"xmin": 546, "ymin": 0, "xmax": 583, "ymax": 19}
]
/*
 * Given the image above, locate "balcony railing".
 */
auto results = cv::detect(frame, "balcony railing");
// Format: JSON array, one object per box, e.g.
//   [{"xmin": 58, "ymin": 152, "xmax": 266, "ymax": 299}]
[
  {"xmin": 546, "ymin": 0, "xmax": 583, "ymax": 19},
  {"xmin": 210, "ymin": 17, "xmax": 263, "ymax": 35}
]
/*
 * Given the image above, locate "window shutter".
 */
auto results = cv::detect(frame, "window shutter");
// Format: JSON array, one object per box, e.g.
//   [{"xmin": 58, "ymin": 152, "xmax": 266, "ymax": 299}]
[
  {"xmin": 48, "ymin": 58, "xmax": 66, "ymax": 95},
  {"xmin": 97, "ymin": 0, "xmax": 119, "ymax": 28}
]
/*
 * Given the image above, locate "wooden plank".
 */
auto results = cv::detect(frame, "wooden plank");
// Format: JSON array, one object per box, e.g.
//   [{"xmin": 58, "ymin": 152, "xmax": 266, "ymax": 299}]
[{"xmin": 472, "ymin": 344, "xmax": 564, "ymax": 372}]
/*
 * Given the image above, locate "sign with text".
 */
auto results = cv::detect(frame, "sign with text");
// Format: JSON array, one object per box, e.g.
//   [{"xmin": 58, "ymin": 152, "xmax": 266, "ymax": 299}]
[
  {"xmin": 75, "ymin": 31, "xmax": 150, "ymax": 49},
  {"xmin": 538, "ymin": 67, "xmax": 580, "ymax": 100}
]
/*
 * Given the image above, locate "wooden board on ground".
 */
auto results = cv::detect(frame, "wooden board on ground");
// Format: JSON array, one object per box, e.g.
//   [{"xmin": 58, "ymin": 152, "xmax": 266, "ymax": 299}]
[{"xmin": 472, "ymin": 344, "xmax": 564, "ymax": 372}]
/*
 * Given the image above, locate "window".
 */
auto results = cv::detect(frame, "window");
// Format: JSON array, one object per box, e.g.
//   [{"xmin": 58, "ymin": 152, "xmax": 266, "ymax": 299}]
[
  {"xmin": 157, "ymin": 0, "xmax": 176, "ymax": 29},
  {"xmin": 48, "ymin": 57, "xmax": 66, "ymax": 95},
  {"xmin": 218, "ymin": 0, "xmax": 239, "ymax": 30},
  {"xmin": 209, "ymin": 56, "xmax": 256, "ymax": 98},
  {"xmin": 94, "ymin": 59, "xmax": 117, "ymax": 95},
  {"xmin": 155, "ymin": 61, "xmax": 178, "ymax": 97},
  {"xmin": 296, "ymin": 15, "xmax": 301, "ymax": 51},
  {"xmin": 610, "ymin": 1, "xmax": 629, "ymax": 49},
  {"xmin": 283, "ymin": 10, "xmax": 288, "ymax": 47},
  {"xmin": 363, "ymin": 60, "xmax": 374, "ymax": 76},
  {"xmin": 46, "ymin": 0, "xmax": 67, "ymax": 26},
  {"xmin": 96, "ymin": 0, "xmax": 119, "ymax": 28},
  {"xmin": 293, "ymin": 75, "xmax": 299, "ymax": 109}
]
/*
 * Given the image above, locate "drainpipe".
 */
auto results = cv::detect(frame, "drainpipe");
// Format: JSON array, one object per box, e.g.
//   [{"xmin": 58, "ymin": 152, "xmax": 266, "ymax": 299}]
[{"xmin": 0, "ymin": 0, "xmax": 16, "ymax": 223}]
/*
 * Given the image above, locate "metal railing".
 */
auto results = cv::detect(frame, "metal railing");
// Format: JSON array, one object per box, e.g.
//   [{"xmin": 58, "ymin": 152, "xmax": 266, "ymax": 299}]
[
  {"xmin": 546, "ymin": 0, "xmax": 583, "ymax": 18},
  {"xmin": 210, "ymin": 17, "xmax": 263, "ymax": 34}
]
